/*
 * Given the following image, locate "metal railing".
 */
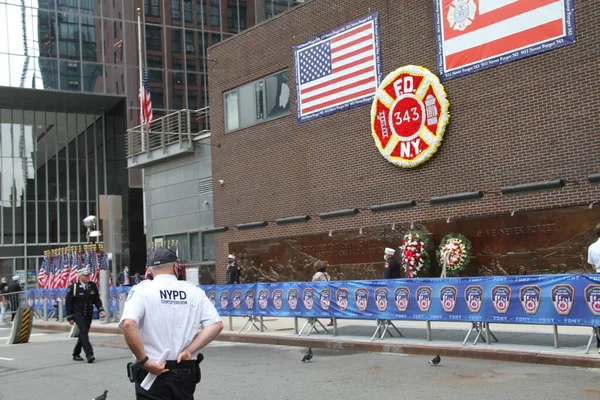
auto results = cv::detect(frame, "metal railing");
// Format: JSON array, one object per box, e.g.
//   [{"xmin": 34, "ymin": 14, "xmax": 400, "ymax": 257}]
[{"xmin": 125, "ymin": 107, "xmax": 210, "ymax": 157}]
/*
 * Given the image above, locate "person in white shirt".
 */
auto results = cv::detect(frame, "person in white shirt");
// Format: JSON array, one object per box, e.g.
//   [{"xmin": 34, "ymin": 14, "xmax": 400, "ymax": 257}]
[
  {"xmin": 120, "ymin": 247, "xmax": 223, "ymax": 399},
  {"xmin": 587, "ymin": 223, "xmax": 600, "ymax": 273},
  {"xmin": 587, "ymin": 223, "xmax": 600, "ymax": 353}
]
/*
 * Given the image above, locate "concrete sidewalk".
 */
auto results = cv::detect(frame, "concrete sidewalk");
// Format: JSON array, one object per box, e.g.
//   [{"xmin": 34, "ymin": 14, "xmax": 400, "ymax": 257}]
[{"xmin": 31, "ymin": 317, "xmax": 600, "ymax": 368}]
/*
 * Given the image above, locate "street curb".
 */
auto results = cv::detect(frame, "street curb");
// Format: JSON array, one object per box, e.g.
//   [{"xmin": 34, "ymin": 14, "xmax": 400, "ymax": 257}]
[{"xmin": 32, "ymin": 322, "xmax": 600, "ymax": 369}]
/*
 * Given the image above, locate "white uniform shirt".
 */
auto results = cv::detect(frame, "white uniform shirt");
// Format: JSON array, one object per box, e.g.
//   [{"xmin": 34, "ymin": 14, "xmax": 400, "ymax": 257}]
[
  {"xmin": 119, "ymin": 274, "xmax": 221, "ymax": 361},
  {"xmin": 588, "ymin": 238, "xmax": 600, "ymax": 273}
]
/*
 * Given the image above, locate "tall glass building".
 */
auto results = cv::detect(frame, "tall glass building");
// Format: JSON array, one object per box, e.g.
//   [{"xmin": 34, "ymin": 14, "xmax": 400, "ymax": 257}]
[{"xmin": 0, "ymin": 0, "xmax": 302, "ymax": 287}]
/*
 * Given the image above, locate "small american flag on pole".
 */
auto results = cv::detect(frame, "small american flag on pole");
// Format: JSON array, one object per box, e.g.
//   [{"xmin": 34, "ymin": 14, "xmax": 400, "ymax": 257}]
[
  {"xmin": 139, "ymin": 67, "xmax": 153, "ymax": 128},
  {"xmin": 293, "ymin": 13, "xmax": 381, "ymax": 122}
]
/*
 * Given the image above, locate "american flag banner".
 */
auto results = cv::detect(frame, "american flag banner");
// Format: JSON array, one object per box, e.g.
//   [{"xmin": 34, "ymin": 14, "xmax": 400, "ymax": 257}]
[
  {"xmin": 69, "ymin": 252, "xmax": 78, "ymax": 284},
  {"xmin": 293, "ymin": 13, "xmax": 381, "ymax": 122},
  {"xmin": 38, "ymin": 257, "xmax": 48, "ymax": 289},
  {"xmin": 139, "ymin": 66, "xmax": 153, "ymax": 128},
  {"xmin": 434, "ymin": 0, "xmax": 576, "ymax": 80}
]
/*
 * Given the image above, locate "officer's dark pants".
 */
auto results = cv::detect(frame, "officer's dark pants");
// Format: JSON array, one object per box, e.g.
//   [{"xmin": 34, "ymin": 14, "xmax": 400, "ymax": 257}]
[
  {"xmin": 135, "ymin": 370, "xmax": 196, "ymax": 400},
  {"xmin": 73, "ymin": 315, "xmax": 94, "ymax": 358}
]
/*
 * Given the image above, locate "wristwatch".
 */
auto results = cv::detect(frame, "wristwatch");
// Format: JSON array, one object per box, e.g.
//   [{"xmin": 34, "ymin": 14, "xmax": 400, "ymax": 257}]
[{"xmin": 139, "ymin": 356, "xmax": 149, "ymax": 365}]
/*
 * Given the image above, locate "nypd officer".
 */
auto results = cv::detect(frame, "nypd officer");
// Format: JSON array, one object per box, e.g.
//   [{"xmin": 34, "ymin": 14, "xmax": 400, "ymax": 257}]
[
  {"xmin": 65, "ymin": 267, "xmax": 106, "ymax": 363},
  {"xmin": 120, "ymin": 247, "xmax": 223, "ymax": 400}
]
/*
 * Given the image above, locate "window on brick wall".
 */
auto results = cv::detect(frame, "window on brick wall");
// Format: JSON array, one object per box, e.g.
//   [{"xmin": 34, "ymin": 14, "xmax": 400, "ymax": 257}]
[{"xmin": 223, "ymin": 70, "xmax": 289, "ymax": 133}]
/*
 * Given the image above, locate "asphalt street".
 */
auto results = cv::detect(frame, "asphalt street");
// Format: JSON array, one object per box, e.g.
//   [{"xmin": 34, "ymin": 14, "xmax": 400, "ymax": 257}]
[{"xmin": 1, "ymin": 326, "xmax": 600, "ymax": 400}]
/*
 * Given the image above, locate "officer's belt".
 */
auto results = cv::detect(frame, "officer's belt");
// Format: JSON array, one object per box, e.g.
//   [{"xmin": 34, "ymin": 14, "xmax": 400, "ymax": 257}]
[{"xmin": 165, "ymin": 360, "xmax": 196, "ymax": 370}]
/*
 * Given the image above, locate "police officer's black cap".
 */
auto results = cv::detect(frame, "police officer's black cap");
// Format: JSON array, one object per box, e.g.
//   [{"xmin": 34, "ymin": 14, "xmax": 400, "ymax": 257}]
[{"xmin": 150, "ymin": 247, "xmax": 178, "ymax": 266}]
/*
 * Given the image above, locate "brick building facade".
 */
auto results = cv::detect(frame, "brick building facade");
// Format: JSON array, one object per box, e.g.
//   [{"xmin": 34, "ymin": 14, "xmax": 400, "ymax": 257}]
[{"xmin": 207, "ymin": 0, "xmax": 600, "ymax": 283}]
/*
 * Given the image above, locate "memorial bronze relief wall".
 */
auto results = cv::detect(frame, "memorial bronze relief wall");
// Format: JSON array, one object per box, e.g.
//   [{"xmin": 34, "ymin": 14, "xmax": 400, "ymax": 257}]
[{"xmin": 229, "ymin": 206, "xmax": 600, "ymax": 283}]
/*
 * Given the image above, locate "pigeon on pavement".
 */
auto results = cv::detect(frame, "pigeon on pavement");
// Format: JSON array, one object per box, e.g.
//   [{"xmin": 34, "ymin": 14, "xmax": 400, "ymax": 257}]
[
  {"xmin": 301, "ymin": 348, "xmax": 313, "ymax": 362},
  {"xmin": 429, "ymin": 354, "xmax": 441, "ymax": 365},
  {"xmin": 92, "ymin": 390, "xmax": 108, "ymax": 400}
]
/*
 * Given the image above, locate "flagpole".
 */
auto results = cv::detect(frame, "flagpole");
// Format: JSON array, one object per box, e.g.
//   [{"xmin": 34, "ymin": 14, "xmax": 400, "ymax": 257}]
[
  {"xmin": 137, "ymin": 7, "xmax": 148, "ymax": 237},
  {"xmin": 137, "ymin": 8, "xmax": 146, "ymax": 152}
]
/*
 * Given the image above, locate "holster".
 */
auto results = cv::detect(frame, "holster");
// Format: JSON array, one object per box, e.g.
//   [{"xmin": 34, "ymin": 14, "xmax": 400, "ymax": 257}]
[
  {"xmin": 126, "ymin": 361, "xmax": 148, "ymax": 384},
  {"xmin": 126, "ymin": 353, "xmax": 204, "ymax": 384}
]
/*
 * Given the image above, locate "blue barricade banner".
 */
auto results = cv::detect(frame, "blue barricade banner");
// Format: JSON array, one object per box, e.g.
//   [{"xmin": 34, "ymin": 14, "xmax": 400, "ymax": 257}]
[
  {"xmin": 26, "ymin": 275, "xmax": 600, "ymax": 326},
  {"xmin": 199, "ymin": 274, "xmax": 600, "ymax": 326}
]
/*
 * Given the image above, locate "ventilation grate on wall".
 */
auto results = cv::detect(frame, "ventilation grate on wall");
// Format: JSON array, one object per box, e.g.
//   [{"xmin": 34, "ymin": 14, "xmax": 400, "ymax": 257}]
[{"xmin": 198, "ymin": 177, "xmax": 213, "ymax": 195}]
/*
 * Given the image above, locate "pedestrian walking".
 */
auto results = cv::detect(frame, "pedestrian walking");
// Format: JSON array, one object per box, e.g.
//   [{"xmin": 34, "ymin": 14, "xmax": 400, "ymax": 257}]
[
  {"xmin": 6, "ymin": 276, "xmax": 22, "ymax": 321},
  {"xmin": 66, "ymin": 268, "xmax": 106, "ymax": 363},
  {"xmin": 120, "ymin": 247, "xmax": 223, "ymax": 399},
  {"xmin": 312, "ymin": 261, "xmax": 334, "ymax": 326}
]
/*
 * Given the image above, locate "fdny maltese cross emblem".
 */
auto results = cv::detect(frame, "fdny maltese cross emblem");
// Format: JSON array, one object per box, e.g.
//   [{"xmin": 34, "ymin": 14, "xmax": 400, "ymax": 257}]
[
  {"xmin": 244, "ymin": 289, "xmax": 255, "ymax": 310},
  {"xmin": 491, "ymin": 285, "xmax": 512, "ymax": 314},
  {"xmin": 219, "ymin": 291, "xmax": 229, "ymax": 310},
  {"xmin": 447, "ymin": 0, "xmax": 477, "ymax": 32},
  {"xmin": 232, "ymin": 290, "xmax": 242, "ymax": 309},
  {"xmin": 394, "ymin": 287, "xmax": 410, "ymax": 312},
  {"xmin": 336, "ymin": 288, "xmax": 350, "ymax": 311},
  {"xmin": 207, "ymin": 291, "xmax": 217, "ymax": 306},
  {"xmin": 272, "ymin": 289, "xmax": 284, "ymax": 310},
  {"xmin": 355, "ymin": 288, "xmax": 369, "ymax": 312},
  {"xmin": 440, "ymin": 286, "xmax": 458, "ymax": 313},
  {"xmin": 551, "ymin": 284, "xmax": 574, "ymax": 316},
  {"xmin": 375, "ymin": 288, "xmax": 389, "ymax": 312},
  {"xmin": 519, "ymin": 285, "xmax": 542, "ymax": 315},
  {"xmin": 319, "ymin": 289, "xmax": 332, "ymax": 311},
  {"xmin": 585, "ymin": 284, "xmax": 600, "ymax": 316},
  {"xmin": 287, "ymin": 288, "xmax": 299, "ymax": 310},
  {"xmin": 416, "ymin": 286, "xmax": 433, "ymax": 312},
  {"xmin": 258, "ymin": 289, "xmax": 269, "ymax": 310},
  {"xmin": 465, "ymin": 285, "xmax": 483, "ymax": 313},
  {"xmin": 303, "ymin": 288, "xmax": 314, "ymax": 310}
]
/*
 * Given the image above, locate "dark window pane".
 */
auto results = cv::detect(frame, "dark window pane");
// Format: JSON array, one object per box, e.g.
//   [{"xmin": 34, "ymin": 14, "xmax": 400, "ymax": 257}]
[
  {"xmin": 184, "ymin": 0, "xmax": 193, "ymax": 22},
  {"xmin": 210, "ymin": 1, "xmax": 220, "ymax": 26},
  {"xmin": 172, "ymin": 29, "xmax": 182, "ymax": 53},
  {"xmin": 145, "ymin": 26, "xmax": 162, "ymax": 51},
  {"xmin": 265, "ymin": 70, "xmax": 290, "ymax": 118},
  {"xmin": 197, "ymin": 0, "xmax": 206, "ymax": 25},
  {"xmin": 185, "ymin": 32, "xmax": 195, "ymax": 54},
  {"xmin": 145, "ymin": 0, "xmax": 160, "ymax": 17}
]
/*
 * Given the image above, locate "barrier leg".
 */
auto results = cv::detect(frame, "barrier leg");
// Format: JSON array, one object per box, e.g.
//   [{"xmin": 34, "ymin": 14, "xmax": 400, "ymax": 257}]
[
  {"xmin": 294, "ymin": 317, "xmax": 299, "ymax": 335},
  {"xmin": 228, "ymin": 316, "xmax": 233, "ymax": 331},
  {"xmin": 57, "ymin": 299, "xmax": 64, "ymax": 323},
  {"xmin": 315, "ymin": 319, "xmax": 329, "ymax": 333},
  {"xmin": 42, "ymin": 302, "xmax": 48, "ymax": 321},
  {"xmin": 298, "ymin": 318, "xmax": 311, "ymax": 336},
  {"xmin": 333, "ymin": 318, "xmax": 338, "ymax": 337},
  {"xmin": 462, "ymin": 322, "xmax": 476, "ymax": 346},
  {"xmin": 372, "ymin": 320, "xmax": 383, "ymax": 341},
  {"xmin": 426, "ymin": 321, "xmax": 432, "ymax": 341},
  {"xmin": 389, "ymin": 320, "xmax": 403, "ymax": 337},
  {"xmin": 553, "ymin": 325, "xmax": 560, "ymax": 348},
  {"xmin": 473, "ymin": 323, "xmax": 484, "ymax": 345},
  {"xmin": 260, "ymin": 316, "xmax": 265, "ymax": 332},
  {"xmin": 585, "ymin": 327, "xmax": 596, "ymax": 354},
  {"xmin": 485, "ymin": 322, "xmax": 491, "ymax": 345}
]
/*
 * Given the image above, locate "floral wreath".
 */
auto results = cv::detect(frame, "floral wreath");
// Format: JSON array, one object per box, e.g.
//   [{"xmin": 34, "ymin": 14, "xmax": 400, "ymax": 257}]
[
  {"xmin": 436, "ymin": 233, "xmax": 471, "ymax": 277},
  {"xmin": 399, "ymin": 230, "xmax": 431, "ymax": 278}
]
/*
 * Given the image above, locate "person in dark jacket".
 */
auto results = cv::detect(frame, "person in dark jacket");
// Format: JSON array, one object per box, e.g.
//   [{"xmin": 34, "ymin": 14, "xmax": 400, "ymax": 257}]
[
  {"xmin": 225, "ymin": 254, "xmax": 241, "ymax": 284},
  {"xmin": 65, "ymin": 268, "xmax": 106, "ymax": 363},
  {"xmin": 383, "ymin": 248, "xmax": 402, "ymax": 279},
  {"xmin": 6, "ymin": 276, "xmax": 22, "ymax": 321}
]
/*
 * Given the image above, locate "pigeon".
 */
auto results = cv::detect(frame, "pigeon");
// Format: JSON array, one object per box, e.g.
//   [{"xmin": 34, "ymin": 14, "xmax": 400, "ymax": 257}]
[
  {"xmin": 301, "ymin": 348, "xmax": 313, "ymax": 362},
  {"xmin": 92, "ymin": 390, "xmax": 108, "ymax": 400},
  {"xmin": 429, "ymin": 354, "xmax": 441, "ymax": 365}
]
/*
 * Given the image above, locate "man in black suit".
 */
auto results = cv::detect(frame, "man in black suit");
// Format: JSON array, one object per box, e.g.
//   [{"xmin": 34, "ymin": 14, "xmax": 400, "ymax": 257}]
[{"xmin": 66, "ymin": 268, "xmax": 106, "ymax": 363}]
